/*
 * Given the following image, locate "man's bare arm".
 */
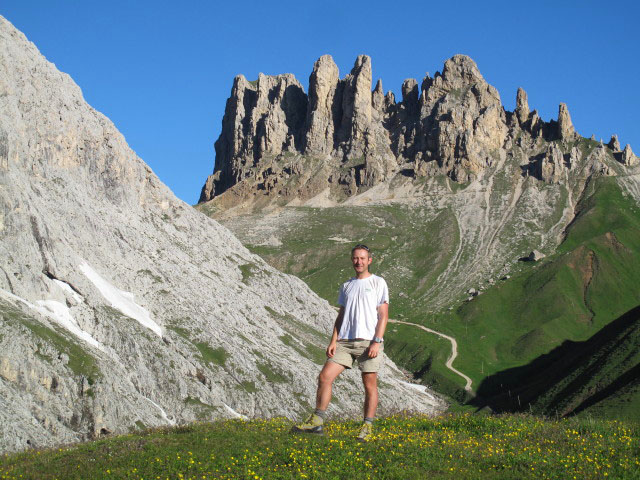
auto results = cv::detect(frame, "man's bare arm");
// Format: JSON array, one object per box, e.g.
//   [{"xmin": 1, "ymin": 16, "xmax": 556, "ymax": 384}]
[
  {"xmin": 367, "ymin": 302, "xmax": 389, "ymax": 358},
  {"xmin": 327, "ymin": 307, "xmax": 345, "ymax": 358},
  {"xmin": 374, "ymin": 302, "xmax": 389, "ymax": 339}
]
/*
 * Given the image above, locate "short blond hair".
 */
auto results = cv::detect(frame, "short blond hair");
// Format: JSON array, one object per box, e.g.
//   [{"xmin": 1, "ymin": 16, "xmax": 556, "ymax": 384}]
[{"xmin": 351, "ymin": 244, "xmax": 372, "ymax": 258}]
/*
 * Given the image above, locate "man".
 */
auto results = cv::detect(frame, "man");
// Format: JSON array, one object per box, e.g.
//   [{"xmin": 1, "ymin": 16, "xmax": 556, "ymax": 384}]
[{"xmin": 292, "ymin": 244, "xmax": 389, "ymax": 442}]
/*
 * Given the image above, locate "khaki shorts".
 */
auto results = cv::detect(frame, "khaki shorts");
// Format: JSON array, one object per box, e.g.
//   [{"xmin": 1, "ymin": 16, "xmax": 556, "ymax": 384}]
[{"xmin": 329, "ymin": 340, "xmax": 383, "ymax": 373}]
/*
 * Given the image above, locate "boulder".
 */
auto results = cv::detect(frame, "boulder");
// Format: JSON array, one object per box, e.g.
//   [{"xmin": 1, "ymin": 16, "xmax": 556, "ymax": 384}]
[{"xmin": 528, "ymin": 250, "xmax": 545, "ymax": 261}]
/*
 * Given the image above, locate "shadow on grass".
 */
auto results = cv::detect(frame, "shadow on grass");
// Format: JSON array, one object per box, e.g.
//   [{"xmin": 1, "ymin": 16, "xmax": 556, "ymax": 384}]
[{"xmin": 469, "ymin": 305, "xmax": 640, "ymax": 420}]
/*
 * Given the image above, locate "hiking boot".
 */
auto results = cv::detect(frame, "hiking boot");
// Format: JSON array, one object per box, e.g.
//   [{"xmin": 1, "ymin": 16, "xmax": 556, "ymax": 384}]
[
  {"xmin": 290, "ymin": 413, "xmax": 324, "ymax": 435},
  {"xmin": 356, "ymin": 422, "xmax": 373, "ymax": 442}
]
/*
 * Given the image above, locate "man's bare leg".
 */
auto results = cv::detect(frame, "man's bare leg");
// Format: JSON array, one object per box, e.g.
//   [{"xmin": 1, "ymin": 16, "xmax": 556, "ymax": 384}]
[
  {"xmin": 362, "ymin": 372, "xmax": 378, "ymax": 418},
  {"xmin": 292, "ymin": 362, "xmax": 345, "ymax": 434},
  {"xmin": 316, "ymin": 361, "xmax": 345, "ymax": 410}
]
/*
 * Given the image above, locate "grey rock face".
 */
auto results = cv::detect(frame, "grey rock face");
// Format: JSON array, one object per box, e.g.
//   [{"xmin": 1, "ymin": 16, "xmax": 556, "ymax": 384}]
[
  {"xmin": 200, "ymin": 52, "xmax": 632, "ymax": 208},
  {"xmin": 204, "ymin": 72, "xmax": 308, "ymax": 200},
  {"xmin": 416, "ymin": 55, "xmax": 507, "ymax": 182},
  {"xmin": 0, "ymin": 16, "xmax": 445, "ymax": 453},
  {"xmin": 537, "ymin": 143, "xmax": 567, "ymax": 184}
]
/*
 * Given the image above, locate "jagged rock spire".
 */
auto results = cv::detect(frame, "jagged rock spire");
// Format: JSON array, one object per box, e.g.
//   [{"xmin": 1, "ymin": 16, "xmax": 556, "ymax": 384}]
[
  {"xmin": 402, "ymin": 79, "xmax": 419, "ymax": 103},
  {"xmin": 401, "ymin": 78, "xmax": 419, "ymax": 116},
  {"xmin": 622, "ymin": 144, "xmax": 637, "ymax": 166},
  {"xmin": 305, "ymin": 54, "xmax": 339, "ymax": 154},
  {"xmin": 372, "ymin": 79, "xmax": 384, "ymax": 111},
  {"xmin": 337, "ymin": 55, "xmax": 373, "ymax": 151},
  {"xmin": 515, "ymin": 88, "xmax": 530, "ymax": 125},
  {"xmin": 608, "ymin": 134, "xmax": 621, "ymax": 152},
  {"xmin": 557, "ymin": 103, "xmax": 576, "ymax": 139}
]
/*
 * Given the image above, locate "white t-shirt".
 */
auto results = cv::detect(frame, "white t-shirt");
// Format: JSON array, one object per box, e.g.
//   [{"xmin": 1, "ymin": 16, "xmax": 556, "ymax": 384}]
[{"xmin": 337, "ymin": 274, "xmax": 389, "ymax": 340}]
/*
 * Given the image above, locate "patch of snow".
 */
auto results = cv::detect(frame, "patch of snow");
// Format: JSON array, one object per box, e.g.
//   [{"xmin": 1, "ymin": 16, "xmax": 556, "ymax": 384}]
[
  {"xmin": 223, "ymin": 403, "xmax": 248, "ymax": 420},
  {"xmin": 52, "ymin": 279, "xmax": 83, "ymax": 303},
  {"xmin": 79, "ymin": 262, "xmax": 162, "ymax": 337},
  {"xmin": 143, "ymin": 396, "xmax": 175, "ymax": 425},
  {"xmin": 0, "ymin": 288, "xmax": 104, "ymax": 351},
  {"xmin": 399, "ymin": 381, "xmax": 436, "ymax": 401},
  {"xmin": 34, "ymin": 300, "xmax": 105, "ymax": 351}
]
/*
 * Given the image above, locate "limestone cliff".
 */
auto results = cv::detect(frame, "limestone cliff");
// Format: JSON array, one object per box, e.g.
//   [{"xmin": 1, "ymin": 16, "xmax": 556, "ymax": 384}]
[{"xmin": 199, "ymin": 54, "xmax": 636, "ymax": 208}]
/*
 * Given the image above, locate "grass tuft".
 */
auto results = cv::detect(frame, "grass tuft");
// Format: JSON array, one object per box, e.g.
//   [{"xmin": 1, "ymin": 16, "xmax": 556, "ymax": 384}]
[{"xmin": 194, "ymin": 343, "xmax": 228, "ymax": 366}]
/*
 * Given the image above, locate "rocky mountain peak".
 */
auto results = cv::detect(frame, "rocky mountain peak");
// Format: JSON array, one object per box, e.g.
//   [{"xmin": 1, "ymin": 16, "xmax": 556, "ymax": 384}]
[
  {"xmin": 557, "ymin": 103, "xmax": 576, "ymax": 140},
  {"xmin": 336, "ymin": 55, "xmax": 373, "ymax": 151},
  {"xmin": 440, "ymin": 54, "xmax": 485, "ymax": 89},
  {"xmin": 608, "ymin": 134, "xmax": 621, "ymax": 152},
  {"xmin": 199, "ymin": 53, "xmax": 636, "ymax": 208}
]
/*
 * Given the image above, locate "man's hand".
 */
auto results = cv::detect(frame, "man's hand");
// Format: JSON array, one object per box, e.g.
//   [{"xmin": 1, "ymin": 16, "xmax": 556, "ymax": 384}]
[
  {"xmin": 367, "ymin": 342, "xmax": 381, "ymax": 358},
  {"xmin": 326, "ymin": 341, "xmax": 337, "ymax": 358}
]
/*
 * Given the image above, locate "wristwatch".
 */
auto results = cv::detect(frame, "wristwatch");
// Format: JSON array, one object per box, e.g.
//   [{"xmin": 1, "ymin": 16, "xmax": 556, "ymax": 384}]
[{"xmin": 373, "ymin": 336, "xmax": 384, "ymax": 343}]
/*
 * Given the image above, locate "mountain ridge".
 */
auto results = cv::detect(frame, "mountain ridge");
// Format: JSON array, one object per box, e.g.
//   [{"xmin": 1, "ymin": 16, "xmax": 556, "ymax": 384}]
[{"xmin": 198, "ymin": 54, "xmax": 636, "ymax": 210}]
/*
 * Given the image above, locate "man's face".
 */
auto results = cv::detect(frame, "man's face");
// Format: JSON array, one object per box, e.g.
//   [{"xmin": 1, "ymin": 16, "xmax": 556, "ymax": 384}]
[{"xmin": 351, "ymin": 248, "xmax": 372, "ymax": 275}]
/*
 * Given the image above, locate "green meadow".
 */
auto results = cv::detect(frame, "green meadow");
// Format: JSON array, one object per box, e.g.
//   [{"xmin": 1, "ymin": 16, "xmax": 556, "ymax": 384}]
[{"xmin": 1, "ymin": 414, "xmax": 638, "ymax": 480}]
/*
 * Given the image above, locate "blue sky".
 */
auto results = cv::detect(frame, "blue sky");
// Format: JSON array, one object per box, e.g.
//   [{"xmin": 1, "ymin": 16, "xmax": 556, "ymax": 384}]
[{"xmin": 3, "ymin": 1, "xmax": 639, "ymax": 204}]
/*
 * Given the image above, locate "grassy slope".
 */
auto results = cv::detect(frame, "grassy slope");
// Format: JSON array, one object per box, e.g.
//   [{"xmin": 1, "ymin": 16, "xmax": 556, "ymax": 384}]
[
  {"xmin": 472, "ymin": 304, "xmax": 640, "ymax": 420},
  {"xmin": 453, "ymin": 177, "xmax": 640, "ymax": 417},
  {"xmin": 1, "ymin": 415, "xmax": 638, "ymax": 480}
]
